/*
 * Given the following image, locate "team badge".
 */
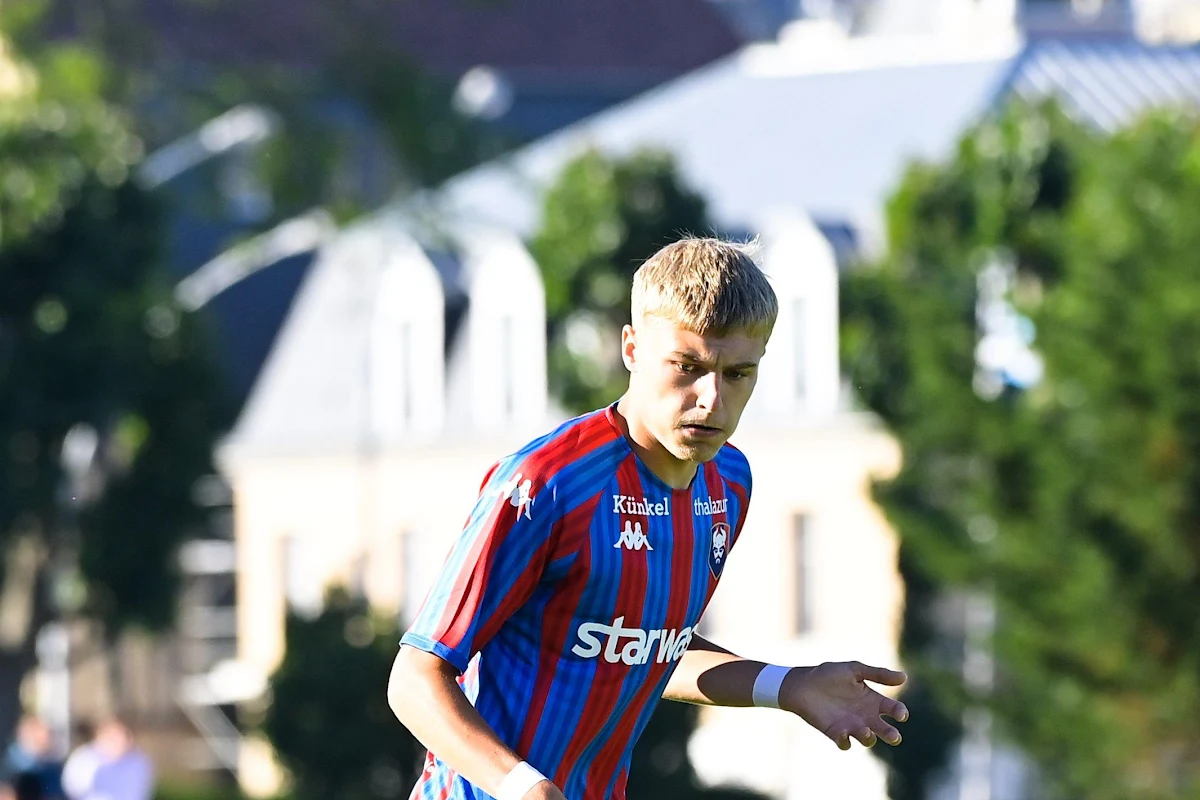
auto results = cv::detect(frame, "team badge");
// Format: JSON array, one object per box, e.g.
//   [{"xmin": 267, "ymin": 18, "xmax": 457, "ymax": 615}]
[{"xmin": 709, "ymin": 522, "xmax": 730, "ymax": 578}]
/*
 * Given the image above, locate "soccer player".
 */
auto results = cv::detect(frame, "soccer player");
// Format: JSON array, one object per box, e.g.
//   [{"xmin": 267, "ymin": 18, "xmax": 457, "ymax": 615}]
[{"xmin": 388, "ymin": 238, "xmax": 909, "ymax": 800}]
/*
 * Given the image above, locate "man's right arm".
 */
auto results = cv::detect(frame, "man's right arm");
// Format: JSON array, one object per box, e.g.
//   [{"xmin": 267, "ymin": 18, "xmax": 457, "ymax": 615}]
[
  {"xmin": 388, "ymin": 647, "xmax": 565, "ymax": 799},
  {"xmin": 388, "ymin": 461, "xmax": 568, "ymax": 799}
]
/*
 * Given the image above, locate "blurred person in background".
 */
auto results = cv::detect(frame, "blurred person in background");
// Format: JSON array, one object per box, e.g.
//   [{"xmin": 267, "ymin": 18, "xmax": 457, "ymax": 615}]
[
  {"xmin": 61, "ymin": 719, "xmax": 152, "ymax": 800},
  {"xmin": 56, "ymin": 724, "xmax": 93, "ymax": 800},
  {"xmin": 58, "ymin": 723, "xmax": 97, "ymax": 800},
  {"xmin": 0, "ymin": 716, "xmax": 63, "ymax": 799}
]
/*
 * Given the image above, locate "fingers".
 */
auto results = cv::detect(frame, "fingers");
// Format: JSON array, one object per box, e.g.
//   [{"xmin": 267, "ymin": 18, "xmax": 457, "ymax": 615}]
[
  {"xmin": 881, "ymin": 696, "xmax": 910, "ymax": 723},
  {"xmin": 870, "ymin": 718, "xmax": 903, "ymax": 746},
  {"xmin": 828, "ymin": 714, "xmax": 907, "ymax": 750},
  {"xmin": 841, "ymin": 727, "xmax": 877, "ymax": 749},
  {"xmin": 832, "ymin": 726, "xmax": 900, "ymax": 749},
  {"xmin": 852, "ymin": 661, "xmax": 907, "ymax": 687},
  {"xmin": 856, "ymin": 727, "xmax": 878, "ymax": 748},
  {"xmin": 828, "ymin": 725, "xmax": 873, "ymax": 750}
]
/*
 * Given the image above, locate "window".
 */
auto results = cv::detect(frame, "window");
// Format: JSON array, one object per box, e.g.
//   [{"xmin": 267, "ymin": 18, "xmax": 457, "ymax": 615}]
[
  {"xmin": 369, "ymin": 266, "xmax": 416, "ymax": 439},
  {"xmin": 398, "ymin": 319, "xmax": 413, "ymax": 426},
  {"xmin": 283, "ymin": 536, "xmax": 324, "ymax": 619},
  {"xmin": 793, "ymin": 299, "xmax": 807, "ymax": 402},
  {"xmin": 500, "ymin": 316, "xmax": 515, "ymax": 421},
  {"xmin": 793, "ymin": 514, "xmax": 812, "ymax": 635},
  {"xmin": 348, "ymin": 553, "xmax": 369, "ymax": 601}
]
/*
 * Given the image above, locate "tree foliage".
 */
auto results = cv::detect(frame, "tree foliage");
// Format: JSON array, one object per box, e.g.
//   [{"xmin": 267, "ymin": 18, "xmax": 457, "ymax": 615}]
[
  {"xmin": 261, "ymin": 591, "xmax": 423, "ymax": 800},
  {"xmin": 843, "ymin": 100, "xmax": 1200, "ymax": 799},
  {"xmin": 10, "ymin": 0, "xmax": 510, "ymax": 223},
  {"xmin": 0, "ymin": 37, "xmax": 228, "ymax": 737},
  {"xmin": 532, "ymin": 148, "xmax": 711, "ymax": 413}
]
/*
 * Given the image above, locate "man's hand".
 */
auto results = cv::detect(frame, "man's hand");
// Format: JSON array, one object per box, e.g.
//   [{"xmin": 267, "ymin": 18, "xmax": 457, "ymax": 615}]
[
  {"xmin": 780, "ymin": 661, "xmax": 909, "ymax": 751},
  {"xmin": 526, "ymin": 780, "xmax": 568, "ymax": 800}
]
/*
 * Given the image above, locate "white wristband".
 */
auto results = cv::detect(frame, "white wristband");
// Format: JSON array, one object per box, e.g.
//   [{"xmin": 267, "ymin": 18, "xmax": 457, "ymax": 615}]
[
  {"xmin": 752, "ymin": 664, "xmax": 792, "ymax": 709},
  {"xmin": 496, "ymin": 761, "xmax": 547, "ymax": 800}
]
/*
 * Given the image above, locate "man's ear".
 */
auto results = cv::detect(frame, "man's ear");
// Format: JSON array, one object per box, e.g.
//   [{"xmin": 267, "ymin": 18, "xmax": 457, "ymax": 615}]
[{"xmin": 621, "ymin": 324, "xmax": 637, "ymax": 373}]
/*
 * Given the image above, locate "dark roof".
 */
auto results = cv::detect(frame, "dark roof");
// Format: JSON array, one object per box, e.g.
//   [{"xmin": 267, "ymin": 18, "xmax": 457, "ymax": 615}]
[{"xmin": 48, "ymin": 0, "xmax": 741, "ymax": 78}]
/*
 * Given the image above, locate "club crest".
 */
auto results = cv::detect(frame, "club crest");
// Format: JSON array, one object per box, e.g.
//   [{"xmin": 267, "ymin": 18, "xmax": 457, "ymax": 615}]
[{"xmin": 709, "ymin": 522, "xmax": 730, "ymax": 578}]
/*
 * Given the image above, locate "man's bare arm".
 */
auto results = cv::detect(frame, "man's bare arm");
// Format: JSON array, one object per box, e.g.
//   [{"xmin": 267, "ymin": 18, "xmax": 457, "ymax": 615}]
[
  {"xmin": 388, "ymin": 646, "xmax": 567, "ymax": 800},
  {"xmin": 662, "ymin": 634, "xmax": 761, "ymax": 706},
  {"xmin": 664, "ymin": 634, "xmax": 909, "ymax": 750}
]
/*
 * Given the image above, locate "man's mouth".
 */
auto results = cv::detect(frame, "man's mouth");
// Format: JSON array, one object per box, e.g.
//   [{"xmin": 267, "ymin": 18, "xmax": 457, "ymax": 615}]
[{"xmin": 680, "ymin": 423, "xmax": 722, "ymax": 438}]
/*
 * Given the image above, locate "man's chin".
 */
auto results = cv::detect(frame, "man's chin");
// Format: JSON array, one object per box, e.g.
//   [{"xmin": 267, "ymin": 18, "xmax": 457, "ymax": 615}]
[{"xmin": 671, "ymin": 439, "xmax": 725, "ymax": 464}]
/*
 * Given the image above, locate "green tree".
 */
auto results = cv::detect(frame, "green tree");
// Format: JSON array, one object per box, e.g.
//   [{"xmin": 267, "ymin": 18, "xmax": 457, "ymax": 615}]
[
  {"xmin": 843, "ymin": 100, "xmax": 1200, "ymax": 799},
  {"xmin": 10, "ymin": 0, "xmax": 510, "ymax": 223},
  {"xmin": 532, "ymin": 148, "xmax": 711, "ymax": 413},
  {"xmin": 261, "ymin": 590, "xmax": 423, "ymax": 800},
  {"xmin": 0, "ymin": 40, "xmax": 229, "ymax": 739}
]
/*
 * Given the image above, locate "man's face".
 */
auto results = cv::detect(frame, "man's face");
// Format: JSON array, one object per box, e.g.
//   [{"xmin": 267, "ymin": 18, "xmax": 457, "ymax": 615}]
[
  {"xmin": 623, "ymin": 317, "xmax": 767, "ymax": 463},
  {"xmin": 96, "ymin": 722, "xmax": 131, "ymax": 757},
  {"xmin": 16, "ymin": 719, "xmax": 50, "ymax": 754}
]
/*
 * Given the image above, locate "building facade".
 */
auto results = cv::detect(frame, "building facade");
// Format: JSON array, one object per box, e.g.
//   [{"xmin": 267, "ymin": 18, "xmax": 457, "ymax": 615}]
[{"xmin": 220, "ymin": 209, "xmax": 905, "ymax": 798}]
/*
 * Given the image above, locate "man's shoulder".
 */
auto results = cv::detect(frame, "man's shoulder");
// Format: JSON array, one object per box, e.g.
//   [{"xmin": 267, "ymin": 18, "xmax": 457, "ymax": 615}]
[{"xmin": 491, "ymin": 408, "xmax": 626, "ymax": 503}]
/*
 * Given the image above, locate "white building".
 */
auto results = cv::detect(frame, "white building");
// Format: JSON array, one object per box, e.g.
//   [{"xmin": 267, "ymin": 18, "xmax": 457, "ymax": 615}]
[
  {"xmin": 219, "ymin": 200, "xmax": 904, "ymax": 797},
  {"xmin": 219, "ymin": 5, "xmax": 1200, "ymax": 797},
  {"xmin": 409, "ymin": 15, "xmax": 1200, "ymax": 800},
  {"xmin": 431, "ymin": 2, "xmax": 1200, "ymax": 261}
]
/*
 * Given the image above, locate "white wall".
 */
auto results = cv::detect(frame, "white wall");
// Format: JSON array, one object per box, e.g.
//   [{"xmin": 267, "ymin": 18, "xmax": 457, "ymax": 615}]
[
  {"xmin": 368, "ymin": 229, "xmax": 447, "ymax": 444},
  {"xmin": 745, "ymin": 209, "xmax": 840, "ymax": 424},
  {"xmin": 1135, "ymin": 0, "xmax": 1200, "ymax": 40},
  {"xmin": 460, "ymin": 226, "xmax": 549, "ymax": 433},
  {"xmin": 861, "ymin": 0, "xmax": 1017, "ymax": 37}
]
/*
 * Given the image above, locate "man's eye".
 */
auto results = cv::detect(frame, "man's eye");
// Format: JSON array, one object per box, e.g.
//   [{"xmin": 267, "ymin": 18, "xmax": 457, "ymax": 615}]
[
  {"xmin": 726, "ymin": 371, "xmax": 750, "ymax": 381},
  {"xmin": 675, "ymin": 362, "xmax": 699, "ymax": 374}
]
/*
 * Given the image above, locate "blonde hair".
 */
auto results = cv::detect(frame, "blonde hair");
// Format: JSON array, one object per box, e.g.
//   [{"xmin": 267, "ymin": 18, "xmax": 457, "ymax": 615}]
[{"xmin": 631, "ymin": 237, "xmax": 778, "ymax": 338}]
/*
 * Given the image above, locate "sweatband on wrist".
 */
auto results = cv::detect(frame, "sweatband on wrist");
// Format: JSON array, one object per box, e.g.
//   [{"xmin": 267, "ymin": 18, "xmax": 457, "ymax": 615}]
[
  {"xmin": 496, "ymin": 761, "xmax": 547, "ymax": 800},
  {"xmin": 752, "ymin": 664, "xmax": 791, "ymax": 709}
]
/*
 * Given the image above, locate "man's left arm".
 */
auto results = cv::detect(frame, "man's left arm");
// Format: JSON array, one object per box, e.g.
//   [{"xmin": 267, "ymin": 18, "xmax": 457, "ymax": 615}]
[{"xmin": 664, "ymin": 635, "xmax": 910, "ymax": 750}]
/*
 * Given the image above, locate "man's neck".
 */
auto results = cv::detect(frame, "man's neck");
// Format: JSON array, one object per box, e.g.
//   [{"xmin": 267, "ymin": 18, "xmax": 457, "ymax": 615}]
[{"xmin": 613, "ymin": 397, "xmax": 698, "ymax": 490}]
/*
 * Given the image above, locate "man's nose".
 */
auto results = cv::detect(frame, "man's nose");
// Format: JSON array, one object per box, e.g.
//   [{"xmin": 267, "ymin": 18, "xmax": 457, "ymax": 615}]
[{"xmin": 695, "ymin": 372, "xmax": 722, "ymax": 412}]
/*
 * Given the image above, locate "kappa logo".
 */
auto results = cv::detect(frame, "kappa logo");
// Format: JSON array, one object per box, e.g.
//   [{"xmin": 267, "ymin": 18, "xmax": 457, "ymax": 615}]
[
  {"xmin": 614, "ymin": 520, "xmax": 653, "ymax": 551},
  {"xmin": 494, "ymin": 472, "xmax": 534, "ymax": 520}
]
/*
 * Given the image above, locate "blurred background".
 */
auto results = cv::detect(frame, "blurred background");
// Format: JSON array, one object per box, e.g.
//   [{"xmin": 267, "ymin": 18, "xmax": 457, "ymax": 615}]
[{"xmin": 2, "ymin": 0, "xmax": 1200, "ymax": 799}]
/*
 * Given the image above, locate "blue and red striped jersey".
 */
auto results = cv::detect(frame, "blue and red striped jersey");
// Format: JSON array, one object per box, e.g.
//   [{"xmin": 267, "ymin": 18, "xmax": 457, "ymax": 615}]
[{"xmin": 402, "ymin": 404, "xmax": 753, "ymax": 800}]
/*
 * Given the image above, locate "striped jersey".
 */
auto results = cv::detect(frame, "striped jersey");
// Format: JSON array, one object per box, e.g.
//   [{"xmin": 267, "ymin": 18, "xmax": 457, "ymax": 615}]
[{"xmin": 402, "ymin": 404, "xmax": 753, "ymax": 800}]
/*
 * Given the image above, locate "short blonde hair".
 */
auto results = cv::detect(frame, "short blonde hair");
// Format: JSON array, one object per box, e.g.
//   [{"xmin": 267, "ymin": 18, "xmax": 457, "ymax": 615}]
[{"xmin": 631, "ymin": 237, "xmax": 778, "ymax": 338}]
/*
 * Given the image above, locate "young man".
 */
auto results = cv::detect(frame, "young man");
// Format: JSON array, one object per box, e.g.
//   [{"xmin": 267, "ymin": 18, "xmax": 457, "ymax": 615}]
[{"xmin": 389, "ymin": 238, "xmax": 909, "ymax": 800}]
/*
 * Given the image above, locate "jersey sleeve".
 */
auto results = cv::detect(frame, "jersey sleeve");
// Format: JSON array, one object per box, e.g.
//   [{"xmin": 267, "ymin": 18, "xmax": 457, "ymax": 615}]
[{"xmin": 401, "ymin": 458, "xmax": 561, "ymax": 672}]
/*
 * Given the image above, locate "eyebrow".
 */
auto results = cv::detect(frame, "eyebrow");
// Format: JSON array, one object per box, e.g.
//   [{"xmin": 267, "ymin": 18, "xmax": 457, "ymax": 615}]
[{"xmin": 669, "ymin": 351, "xmax": 760, "ymax": 370}]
